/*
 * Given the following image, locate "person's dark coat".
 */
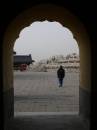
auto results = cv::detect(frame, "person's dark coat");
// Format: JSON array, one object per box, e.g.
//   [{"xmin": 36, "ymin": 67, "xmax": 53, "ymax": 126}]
[{"xmin": 57, "ymin": 66, "xmax": 65, "ymax": 79}]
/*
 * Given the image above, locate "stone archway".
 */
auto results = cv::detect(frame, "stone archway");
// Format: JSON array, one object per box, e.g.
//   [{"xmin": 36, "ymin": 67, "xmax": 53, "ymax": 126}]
[{"xmin": 3, "ymin": 4, "xmax": 91, "ymax": 126}]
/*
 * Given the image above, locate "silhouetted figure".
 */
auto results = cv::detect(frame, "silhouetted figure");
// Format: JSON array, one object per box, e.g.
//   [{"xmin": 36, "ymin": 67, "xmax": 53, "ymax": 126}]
[{"xmin": 57, "ymin": 65, "xmax": 65, "ymax": 87}]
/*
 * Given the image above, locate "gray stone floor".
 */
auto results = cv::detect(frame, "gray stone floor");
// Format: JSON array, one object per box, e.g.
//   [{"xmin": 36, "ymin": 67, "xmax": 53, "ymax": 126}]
[
  {"xmin": 6, "ymin": 71, "xmax": 89, "ymax": 130},
  {"xmin": 7, "ymin": 115, "xmax": 89, "ymax": 130},
  {"xmin": 14, "ymin": 71, "xmax": 79, "ymax": 114}
]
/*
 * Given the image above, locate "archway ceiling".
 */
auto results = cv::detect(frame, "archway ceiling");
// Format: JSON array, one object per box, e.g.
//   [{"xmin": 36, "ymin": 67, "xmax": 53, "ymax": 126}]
[{"xmin": 0, "ymin": 0, "xmax": 96, "ymax": 32}]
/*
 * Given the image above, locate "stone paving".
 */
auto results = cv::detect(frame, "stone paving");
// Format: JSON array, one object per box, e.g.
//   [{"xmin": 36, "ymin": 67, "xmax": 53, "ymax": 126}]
[
  {"xmin": 7, "ymin": 71, "xmax": 90, "ymax": 130},
  {"xmin": 7, "ymin": 115, "xmax": 89, "ymax": 130},
  {"xmin": 14, "ymin": 71, "xmax": 79, "ymax": 114}
]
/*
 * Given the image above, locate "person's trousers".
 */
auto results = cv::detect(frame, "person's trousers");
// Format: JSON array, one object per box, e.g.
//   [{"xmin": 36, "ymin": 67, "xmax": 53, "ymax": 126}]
[{"xmin": 58, "ymin": 78, "xmax": 63, "ymax": 87}]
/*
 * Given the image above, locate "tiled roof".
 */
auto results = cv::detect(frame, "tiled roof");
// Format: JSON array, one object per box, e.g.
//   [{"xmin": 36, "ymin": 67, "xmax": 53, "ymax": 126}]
[{"xmin": 14, "ymin": 55, "xmax": 34, "ymax": 65}]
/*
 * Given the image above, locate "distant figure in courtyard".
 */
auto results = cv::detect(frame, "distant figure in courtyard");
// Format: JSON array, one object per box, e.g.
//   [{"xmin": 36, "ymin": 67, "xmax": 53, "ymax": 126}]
[{"xmin": 57, "ymin": 65, "xmax": 65, "ymax": 87}]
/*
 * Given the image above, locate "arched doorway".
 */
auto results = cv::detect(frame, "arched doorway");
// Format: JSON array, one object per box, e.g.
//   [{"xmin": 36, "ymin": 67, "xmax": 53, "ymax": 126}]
[
  {"xmin": 13, "ymin": 20, "xmax": 80, "ymax": 114},
  {"xmin": 3, "ymin": 4, "xmax": 91, "ymax": 129}
]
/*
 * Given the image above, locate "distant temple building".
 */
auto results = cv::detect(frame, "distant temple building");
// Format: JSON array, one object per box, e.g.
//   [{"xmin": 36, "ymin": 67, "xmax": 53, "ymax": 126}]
[
  {"xmin": 31, "ymin": 53, "xmax": 80, "ymax": 72},
  {"xmin": 56, "ymin": 53, "xmax": 80, "ymax": 69},
  {"xmin": 13, "ymin": 52, "xmax": 35, "ymax": 70}
]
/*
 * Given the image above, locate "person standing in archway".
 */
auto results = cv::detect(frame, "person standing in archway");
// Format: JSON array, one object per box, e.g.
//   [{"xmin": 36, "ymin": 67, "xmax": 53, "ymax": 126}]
[{"xmin": 57, "ymin": 65, "xmax": 65, "ymax": 87}]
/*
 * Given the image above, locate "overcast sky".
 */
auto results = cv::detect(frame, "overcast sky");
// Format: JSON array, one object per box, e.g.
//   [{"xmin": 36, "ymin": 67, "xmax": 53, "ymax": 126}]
[{"xmin": 14, "ymin": 20, "xmax": 79, "ymax": 62}]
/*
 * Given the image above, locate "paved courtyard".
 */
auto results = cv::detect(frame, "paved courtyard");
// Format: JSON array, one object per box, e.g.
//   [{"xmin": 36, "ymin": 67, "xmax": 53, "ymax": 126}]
[{"xmin": 14, "ymin": 71, "xmax": 79, "ymax": 114}]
